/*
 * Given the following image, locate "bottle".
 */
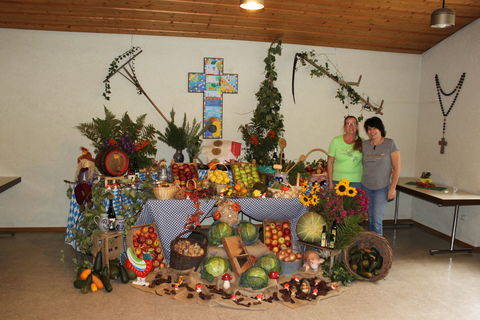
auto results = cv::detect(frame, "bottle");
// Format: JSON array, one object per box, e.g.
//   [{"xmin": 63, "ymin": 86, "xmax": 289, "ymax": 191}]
[
  {"xmin": 320, "ymin": 225, "xmax": 327, "ymax": 247},
  {"xmin": 328, "ymin": 221, "xmax": 337, "ymax": 249},
  {"xmin": 107, "ymin": 198, "xmax": 116, "ymax": 231}
]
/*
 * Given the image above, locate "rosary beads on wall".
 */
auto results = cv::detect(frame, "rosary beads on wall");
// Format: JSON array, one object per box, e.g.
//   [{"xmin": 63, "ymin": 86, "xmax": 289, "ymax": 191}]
[{"xmin": 435, "ymin": 72, "xmax": 466, "ymax": 154}]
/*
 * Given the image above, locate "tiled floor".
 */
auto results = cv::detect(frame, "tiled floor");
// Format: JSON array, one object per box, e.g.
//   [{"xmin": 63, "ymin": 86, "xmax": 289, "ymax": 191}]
[{"xmin": 1, "ymin": 226, "xmax": 479, "ymax": 320}]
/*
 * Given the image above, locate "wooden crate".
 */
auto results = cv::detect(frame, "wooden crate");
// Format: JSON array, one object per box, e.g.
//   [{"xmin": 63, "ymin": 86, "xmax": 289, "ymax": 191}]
[
  {"xmin": 262, "ymin": 220, "xmax": 293, "ymax": 253},
  {"xmin": 126, "ymin": 222, "xmax": 165, "ymax": 268},
  {"xmin": 222, "ymin": 236, "xmax": 253, "ymax": 276},
  {"xmin": 91, "ymin": 231, "xmax": 124, "ymax": 272}
]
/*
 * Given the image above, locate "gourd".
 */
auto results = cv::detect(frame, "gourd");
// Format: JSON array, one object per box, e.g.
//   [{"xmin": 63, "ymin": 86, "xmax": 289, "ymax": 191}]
[{"xmin": 296, "ymin": 211, "xmax": 326, "ymax": 243}]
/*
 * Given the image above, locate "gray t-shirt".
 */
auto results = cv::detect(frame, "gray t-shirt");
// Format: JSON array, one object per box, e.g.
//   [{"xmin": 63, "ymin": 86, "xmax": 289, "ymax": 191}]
[{"xmin": 362, "ymin": 138, "xmax": 398, "ymax": 190}]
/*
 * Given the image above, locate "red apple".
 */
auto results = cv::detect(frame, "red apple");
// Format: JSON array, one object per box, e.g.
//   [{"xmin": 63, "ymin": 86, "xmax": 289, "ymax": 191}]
[
  {"xmin": 146, "ymin": 239, "xmax": 153, "ymax": 245},
  {"xmin": 272, "ymin": 246, "xmax": 280, "ymax": 253},
  {"xmin": 153, "ymin": 260, "xmax": 160, "ymax": 267},
  {"xmin": 276, "ymin": 225, "xmax": 282, "ymax": 231},
  {"xmin": 272, "ymin": 234, "xmax": 278, "ymax": 240},
  {"xmin": 150, "ymin": 233, "xmax": 157, "ymax": 240},
  {"xmin": 277, "ymin": 231, "xmax": 283, "ymax": 237},
  {"xmin": 264, "ymin": 238, "xmax": 272, "ymax": 245},
  {"xmin": 148, "ymin": 226, "xmax": 155, "ymax": 233},
  {"xmin": 265, "ymin": 225, "xmax": 271, "ymax": 232},
  {"xmin": 138, "ymin": 236, "xmax": 146, "ymax": 244},
  {"xmin": 264, "ymin": 231, "xmax": 272, "ymax": 238},
  {"xmin": 135, "ymin": 248, "xmax": 142, "ymax": 256},
  {"xmin": 285, "ymin": 240, "xmax": 291, "ymax": 247},
  {"xmin": 271, "ymin": 239, "xmax": 278, "ymax": 246},
  {"xmin": 271, "ymin": 229, "xmax": 278, "ymax": 234},
  {"xmin": 154, "ymin": 242, "xmax": 161, "ymax": 250},
  {"xmin": 282, "ymin": 222, "xmax": 290, "ymax": 229},
  {"xmin": 284, "ymin": 235, "xmax": 291, "ymax": 241},
  {"xmin": 280, "ymin": 243, "xmax": 287, "ymax": 250},
  {"xmin": 135, "ymin": 229, "xmax": 141, "ymax": 236},
  {"xmin": 142, "ymin": 226, "xmax": 149, "ymax": 233},
  {"xmin": 283, "ymin": 228, "xmax": 291, "ymax": 235}
]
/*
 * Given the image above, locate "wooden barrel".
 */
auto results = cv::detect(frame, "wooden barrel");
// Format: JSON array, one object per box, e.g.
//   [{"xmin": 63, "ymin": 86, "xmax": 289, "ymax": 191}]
[{"xmin": 95, "ymin": 147, "xmax": 130, "ymax": 177}]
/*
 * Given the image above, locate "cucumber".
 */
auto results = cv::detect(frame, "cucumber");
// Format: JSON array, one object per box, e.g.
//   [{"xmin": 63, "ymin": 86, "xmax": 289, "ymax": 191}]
[
  {"xmin": 99, "ymin": 267, "xmax": 113, "ymax": 292},
  {"xmin": 109, "ymin": 264, "xmax": 120, "ymax": 280},
  {"xmin": 118, "ymin": 265, "xmax": 130, "ymax": 284},
  {"xmin": 93, "ymin": 251, "xmax": 103, "ymax": 273},
  {"xmin": 81, "ymin": 273, "xmax": 92, "ymax": 294}
]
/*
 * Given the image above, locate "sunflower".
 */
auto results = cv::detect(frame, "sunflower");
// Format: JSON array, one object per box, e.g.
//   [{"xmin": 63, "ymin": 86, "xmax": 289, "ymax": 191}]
[
  {"xmin": 300, "ymin": 195, "xmax": 311, "ymax": 206},
  {"xmin": 335, "ymin": 183, "xmax": 348, "ymax": 196},
  {"xmin": 346, "ymin": 186, "xmax": 358, "ymax": 197},
  {"xmin": 301, "ymin": 184, "xmax": 309, "ymax": 193},
  {"xmin": 311, "ymin": 184, "xmax": 320, "ymax": 194},
  {"xmin": 338, "ymin": 178, "xmax": 350, "ymax": 187},
  {"xmin": 310, "ymin": 194, "xmax": 319, "ymax": 206}
]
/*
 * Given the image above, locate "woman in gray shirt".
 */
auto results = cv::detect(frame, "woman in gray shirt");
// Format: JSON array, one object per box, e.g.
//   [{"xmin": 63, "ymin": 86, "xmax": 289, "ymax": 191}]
[{"xmin": 361, "ymin": 117, "xmax": 401, "ymax": 235}]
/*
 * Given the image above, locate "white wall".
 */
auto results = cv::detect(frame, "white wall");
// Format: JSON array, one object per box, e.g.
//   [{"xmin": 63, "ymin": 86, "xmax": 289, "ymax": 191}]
[
  {"xmin": 0, "ymin": 28, "xmax": 420, "ymax": 228},
  {"xmin": 416, "ymin": 19, "xmax": 480, "ymax": 246}
]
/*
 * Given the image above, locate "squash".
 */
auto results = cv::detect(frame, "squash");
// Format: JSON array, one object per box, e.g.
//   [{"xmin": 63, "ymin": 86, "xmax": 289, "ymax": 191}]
[
  {"xmin": 296, "ymin": 211, "xmax": 326, "ymax": 243},
  {"xmin": 91, "ymin": 274, "xmax": 104, "ymax": 289},
  {"xmin": 79, "ymin": 268, "xmax": 92, "ymax": 280}
]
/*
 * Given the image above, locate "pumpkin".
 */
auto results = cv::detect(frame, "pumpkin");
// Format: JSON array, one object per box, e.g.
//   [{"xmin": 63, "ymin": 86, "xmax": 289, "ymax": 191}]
[{"xmin": 296, "ymin": 211, "xmax": 326, "ymax": 243}]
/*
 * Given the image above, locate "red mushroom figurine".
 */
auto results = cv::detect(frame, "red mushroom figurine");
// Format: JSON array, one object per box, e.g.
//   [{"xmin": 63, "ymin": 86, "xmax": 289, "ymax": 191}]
[
  {"xmin": 222, "ymin": 273, "xmax": 232, "ymax": 290},
  {"xmin": 268, "ymin": 271, "xmax": 280, "ymax": 280}
]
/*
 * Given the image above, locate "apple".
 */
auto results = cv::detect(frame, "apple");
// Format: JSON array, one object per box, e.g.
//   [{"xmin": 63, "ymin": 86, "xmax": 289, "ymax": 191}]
[
  {"xmin": 133, "ymin": 242, "xmax": 139, "ymax": 248},
  {"xmin": 264, "ymin": 231, "xmax": 272, "ymax": 238},
  {"xmin": 285, "ymin": 240, "xmax": 292, "ymax": 247},
  {"xmin": 142, "ymin": 226, "xmax": 149, "ymax": 233},
  {"xmin": 157, "ymin": 255, "xmax": 164, "ymax": 262},
  {"xmin": 277, "ymin": 231, "xmax": 283, "ymax": 237},
  {"xmin": 153, "ymin": 260, "xmax": 160, "ymax": 267},
  {"xmin": 135, "ymin": 248, "xmax": 142, "ymax": 256},
  {"xmin": 276, "ymin": 225, "xmax": 282, "ymax": 232},
  {"xmin": 280, "ymin": 243, "xmax": 287, "ymax": 250},
  {"xmin": 272, "ymin": 234, "xmax": 278, "ymax": 240},
  {"xmin": 146, "ymin": 239, "xmax": 153, "ymax": 245},
  {"xmin": 155, "ymin": 246, "xmax": 162, "ymax": 254},
  {"xmin": 284, "ymin": 235, "xmax": 291, "ymax": 241},
  {"xmin": 150, "ymin": 233, "xmax": 157, "ymax": 240},
  {"xmin": 282, "ymin": 222, "xmax": 290, "ymax": 229},
  {"xmin": 153, "ymin": 240, "xmax": 161, "ymax": 247},
  {"xmin": 148, "ymin": 226, "xmax": 155, "ymax": 233},
  {"xmin": 265, "ymin": 225, "xmax": 271, "ymax": 232},
  {"xmin": 269, "ymin": 222, "xmax": 276, "ymax": 229},
  {"xmin": 271, "ymin": 239, "xmax": 278, "ymax": 246},
  {"xmin": 138, "ymin": 236, "xmax": 146, "ymax": 244},
  {"xmin": 135, "ymin": 229, "xmax": 141, "ymax": 236},
  {"xmin": 138, "ymin": 253, "xmax": 144, "ymax": 259},
  {"xmin": 272, "ymin": 246, "xmax": 280, "ymax": 253},
  {"xmin": 278, "ymin": 237, "xmax": 285, "ymax": 244},
  {"xmin": 264, "ymin": 238, "xmax": 272, "ymax": 245},
  {"xmin": 271, "ymin": 229, "xmax": 278, "ymax": 234},
  {"xmin": 283, "ymin": 228, "xmax": 291, "ymax": 236}
]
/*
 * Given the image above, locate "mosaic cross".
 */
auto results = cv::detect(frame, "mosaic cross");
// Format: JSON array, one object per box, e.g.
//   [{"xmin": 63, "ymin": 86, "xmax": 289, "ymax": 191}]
[{"xmin": 188, "ymin": 58, "xmax": 238, "ymax": 139}]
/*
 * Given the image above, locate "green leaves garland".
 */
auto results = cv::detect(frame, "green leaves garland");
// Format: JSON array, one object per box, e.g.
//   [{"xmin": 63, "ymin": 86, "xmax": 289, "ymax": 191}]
[
  {"xmin": 103, "ymin": 46, "xmax": 142, "ymax": 101},
  {"xmin": 239, "ymin": 40, "xmax": 285, "ymax": 165}
]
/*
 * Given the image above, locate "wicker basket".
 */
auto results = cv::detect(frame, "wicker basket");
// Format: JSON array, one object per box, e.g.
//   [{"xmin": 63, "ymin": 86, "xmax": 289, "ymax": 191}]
[
  {"xmin": 295, "ymin": 148, "xmax": 329, "ymax": 186},
  {"xmin": 207, "ymin": 163, "xmax": 231, "ymax": 195},
  {"xmin": 342, "ymin": 231, "xmax": 393, "ymax": 281},
  {"xmin": 153, "ymin": 183, "xmax": 178, "ymax": 200},
  {"xmin": 169, "ymin": 230, "xmax": 208, "ymax": 271}
]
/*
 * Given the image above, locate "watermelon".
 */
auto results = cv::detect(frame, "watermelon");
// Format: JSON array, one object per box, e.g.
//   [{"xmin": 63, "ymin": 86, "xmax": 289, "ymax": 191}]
[
  {"xmin": 208, "ymin": 221, "xmax": 234, "ymax": 246},
  {"xmin": 296, "ymin": 211, "xmax": 327, "ymax": 243},
  {"xmin": 238, "ymin": 221, "xmax": 258, "ymax": 245},
  {"xmin": 240, "ymin": 266, "xmax": 269, "ymax": 290},
  {"xmin": 255, "ymin": 254, "xmax": 281, "ymax": 274}
]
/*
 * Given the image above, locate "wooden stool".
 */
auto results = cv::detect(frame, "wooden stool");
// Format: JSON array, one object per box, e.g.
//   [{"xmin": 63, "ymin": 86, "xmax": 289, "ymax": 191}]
[
  {"xmin": 297, "ymin": 240, "xmax": 342, "ymax": 272},
  {"xmin": 91, "ymin": 231, "xmax": 124, "ymax": 272}
]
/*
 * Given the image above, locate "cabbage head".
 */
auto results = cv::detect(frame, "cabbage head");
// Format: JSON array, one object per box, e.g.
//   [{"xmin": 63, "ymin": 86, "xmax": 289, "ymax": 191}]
[
  {"xmin": 255, "ymin": 254, "xmax": 282, "ymax": 274},
  {"xmin": 239, "ymin": 267, "xmax": 269, "ymax": 290},
  {"xmin": 200, "ymin": 256, "xmax": 230, "ymax": 282},
  {"xmin": 238, "ymin": 221, "xmax": 258, "ymax": 245},
  {"xmin": 208, "ymin": 221, "xmax": 234, "ymax": 246}
]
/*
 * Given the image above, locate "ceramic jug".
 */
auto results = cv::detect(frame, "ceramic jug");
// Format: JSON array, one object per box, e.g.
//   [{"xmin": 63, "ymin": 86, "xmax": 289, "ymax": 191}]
[
  {"xmin": 94, "ymin": 213, "xmax": 110, "ymax": 232},
  {"xmin": 114, "ymin": 216, "xmax": 126, "ymax": 232}
]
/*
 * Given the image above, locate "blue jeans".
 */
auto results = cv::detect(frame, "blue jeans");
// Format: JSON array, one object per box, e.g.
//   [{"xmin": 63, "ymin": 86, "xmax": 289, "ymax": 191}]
[{"xmin": 362, "ymin": 185, "xmax": 389, "ymax": 235}]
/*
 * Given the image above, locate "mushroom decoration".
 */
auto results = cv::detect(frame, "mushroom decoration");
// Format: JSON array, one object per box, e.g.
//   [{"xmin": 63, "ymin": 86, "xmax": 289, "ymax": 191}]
[
  {"xmin": 221, "ymin": 273, "xmax": 232, "ymax": 290},
  {"xmin": 268, "ymin": 271, "xmax": 280, "ymax": 280},
  {"xmin": 283, "ymin": 283, "xmax": 290, "ymax": 290},
  {"xmin": 256, "ymin": 293, "xmax": 263, "ymax": 302},
  {"xmin": 196, "ymin": 283, "xmax": 203, "ymax": 293}
]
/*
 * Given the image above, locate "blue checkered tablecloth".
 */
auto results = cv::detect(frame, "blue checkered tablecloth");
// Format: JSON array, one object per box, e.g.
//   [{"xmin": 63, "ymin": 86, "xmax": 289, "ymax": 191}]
[
  {"xmin": 65, "ymin": 186, "xmax": 136, "ymax": 248},
  {"xmin": 136, "ymin": 198, "xmax": 308, "ymax": 264}
]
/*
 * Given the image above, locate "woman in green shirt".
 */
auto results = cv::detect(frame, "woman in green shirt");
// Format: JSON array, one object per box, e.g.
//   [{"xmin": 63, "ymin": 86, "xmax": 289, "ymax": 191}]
[{"xmin": 327, "ymin": 116, "xmax": 363, "ymax": 189}]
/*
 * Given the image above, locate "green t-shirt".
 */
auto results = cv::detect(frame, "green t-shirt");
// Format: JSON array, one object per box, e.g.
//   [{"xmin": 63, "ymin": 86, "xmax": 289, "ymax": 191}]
[{"xmin": 328, "ymin": 135, "xmax": 363, "ymax": 183}]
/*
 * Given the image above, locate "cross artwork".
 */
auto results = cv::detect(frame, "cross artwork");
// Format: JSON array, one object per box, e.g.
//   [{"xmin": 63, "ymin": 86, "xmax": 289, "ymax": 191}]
[
  {"xmin": 438, "ymin": 137, "xmax": 447, "ymax": 154},
  {"xmin": 188, "ymin": 58, "xmax": 238, "ymax": 139}
]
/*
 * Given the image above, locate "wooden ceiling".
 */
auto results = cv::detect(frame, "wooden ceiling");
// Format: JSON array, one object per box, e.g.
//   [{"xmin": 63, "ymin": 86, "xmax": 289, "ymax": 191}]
[{"xmin": 0, "ymin": 0, "xmax": 479, "ymax": 54}]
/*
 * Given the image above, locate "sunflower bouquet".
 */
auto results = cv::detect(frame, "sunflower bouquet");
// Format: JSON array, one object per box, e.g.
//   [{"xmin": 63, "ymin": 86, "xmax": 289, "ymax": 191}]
[{"xmin": 299, "ymin": 179, "xmax": 368, "ymax": 224}]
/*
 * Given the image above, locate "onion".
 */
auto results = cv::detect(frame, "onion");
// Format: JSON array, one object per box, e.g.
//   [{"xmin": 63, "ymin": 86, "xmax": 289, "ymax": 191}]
[{"xmin": 296, "ymin": 253, "xmax": 303, "ymax": 260}]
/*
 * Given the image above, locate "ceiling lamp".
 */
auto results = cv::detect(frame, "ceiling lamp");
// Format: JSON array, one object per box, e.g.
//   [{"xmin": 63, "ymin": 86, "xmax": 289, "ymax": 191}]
[
  {"xmin": 240, "ymin": 0, "xmax": 264, "ymax": 10},
  {"xmin": 431, "ymin": 0, "xmax": 455, "ymax": 28}
]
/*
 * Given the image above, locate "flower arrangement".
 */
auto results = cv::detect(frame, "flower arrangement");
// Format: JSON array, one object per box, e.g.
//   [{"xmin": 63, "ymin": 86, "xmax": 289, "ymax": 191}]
[
  {"xmin": 300, "ymin": 179, "xmax": 367, "ymax": 224},
  {"xmin": 299, "ymin": 179, "xmax": 367, "ymax": 249},
  {"xmin": 76, "ymin": 107, "xmax": 158, "ymax": 171}
]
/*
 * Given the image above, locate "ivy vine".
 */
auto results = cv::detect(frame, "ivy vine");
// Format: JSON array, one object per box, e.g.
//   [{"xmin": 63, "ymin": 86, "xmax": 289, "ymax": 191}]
[
  {"xmin": 239, "ymin": 40, "xmax": 285, "ymax": 165},
  {"xmin": 103, "ymin": 46, "xmax": 142, "ymax": 100}
]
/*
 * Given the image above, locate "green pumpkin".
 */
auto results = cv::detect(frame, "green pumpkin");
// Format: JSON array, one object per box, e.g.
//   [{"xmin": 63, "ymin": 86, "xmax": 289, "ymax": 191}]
[{"xmin": 296, "ymin": 211, "xmax": 326, "ymax": 243}]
